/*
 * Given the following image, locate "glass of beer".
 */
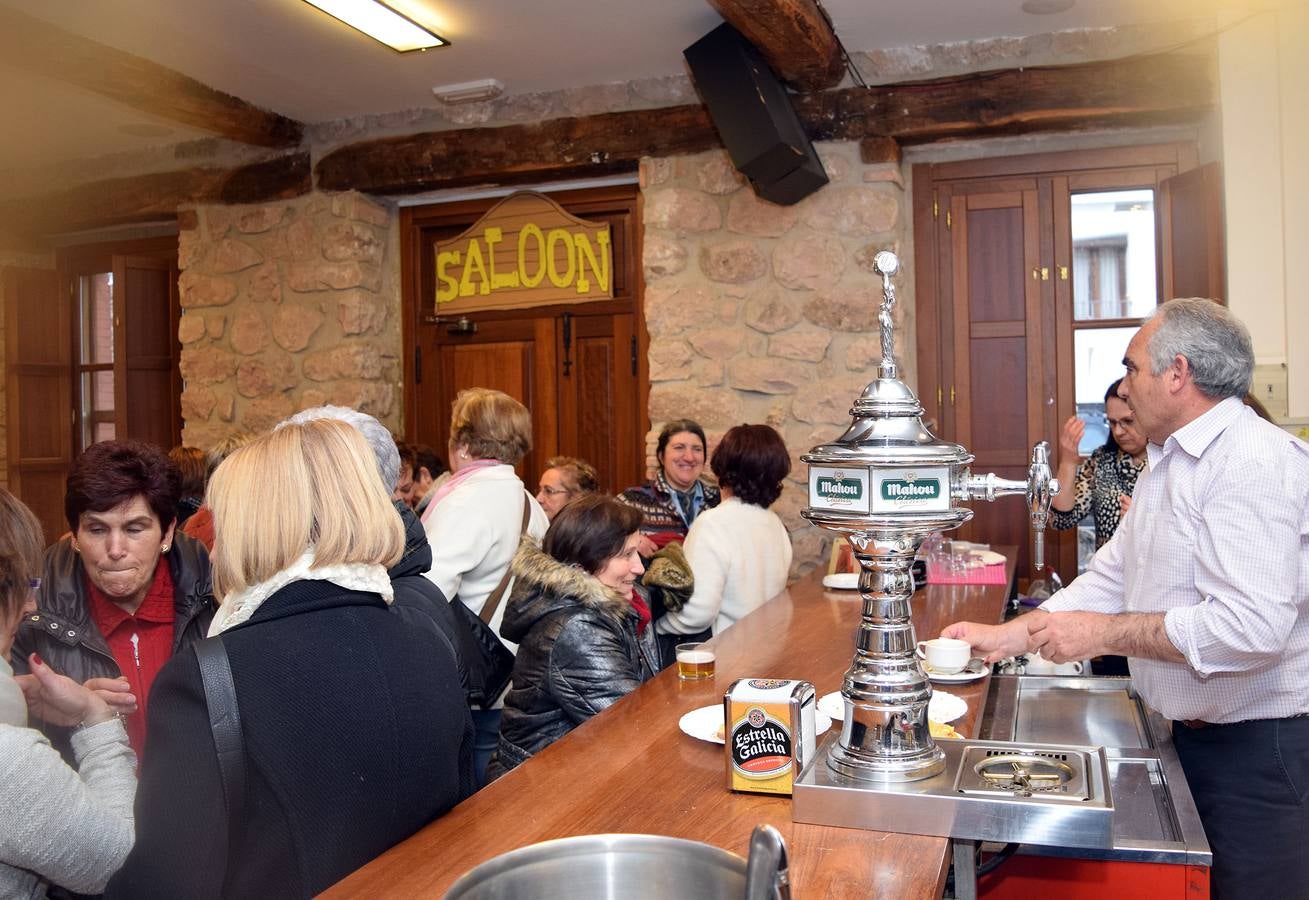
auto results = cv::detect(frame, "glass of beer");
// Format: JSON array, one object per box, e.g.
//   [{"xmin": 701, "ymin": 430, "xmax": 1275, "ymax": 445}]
[{"xmin": 676, "ymin": 643, "xmax": 715, "ymax": 680}]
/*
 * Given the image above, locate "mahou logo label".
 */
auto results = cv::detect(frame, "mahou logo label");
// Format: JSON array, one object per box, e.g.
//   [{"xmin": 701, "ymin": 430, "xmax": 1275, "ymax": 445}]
[{"xmin": 730, "ymin": 706, "xmax": 794, "ymax": 778}]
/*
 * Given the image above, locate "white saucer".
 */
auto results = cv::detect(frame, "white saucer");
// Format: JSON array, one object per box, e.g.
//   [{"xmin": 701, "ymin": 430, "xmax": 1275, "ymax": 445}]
[
  {"xmin": 821, "ymin": 572, "xmax": 860, "ymax": 590},
  {"xmin": 923, "ymin": 659, "xmax": 989, "ymax": 683},
  {"xmin": 817, "ymin": 690, "xmax": 967, "ymax": 724},
  {"xmin": 678, "ymin": 705, "xmax": 833, "ymax": 745}
]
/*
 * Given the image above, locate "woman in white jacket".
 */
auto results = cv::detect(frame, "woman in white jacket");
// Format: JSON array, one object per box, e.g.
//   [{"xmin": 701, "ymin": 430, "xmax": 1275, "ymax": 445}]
[
  {"xmin": 656, "ymin": 424, "xmax": 792, "ymax": 640},
  {"xmin": 1, "ymin": 488, "xmax": 136, "ymax": 898},
  {"xmin": 422, "ymin": 388, "xmax": 548, "ymax": 785}
]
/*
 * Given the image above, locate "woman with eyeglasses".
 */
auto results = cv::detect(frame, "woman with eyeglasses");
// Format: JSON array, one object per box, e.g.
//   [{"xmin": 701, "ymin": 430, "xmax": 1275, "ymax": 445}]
[
  {"xmin": 535, "ymin": 456, "xmax": 600, "ymax": 521},
  {"xmin": 1, "ymin": 488, "xmax": 136, "ymax": 898}
]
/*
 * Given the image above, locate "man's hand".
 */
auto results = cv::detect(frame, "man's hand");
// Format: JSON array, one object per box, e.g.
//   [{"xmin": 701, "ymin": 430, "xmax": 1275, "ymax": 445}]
[
  {"xmin": 941, "ymin": 617, "xmax": 1034, "ymax": 664},
  {"xmin": 1026, "ymin": 611, "xmax": 1108, "ymax": 663}
]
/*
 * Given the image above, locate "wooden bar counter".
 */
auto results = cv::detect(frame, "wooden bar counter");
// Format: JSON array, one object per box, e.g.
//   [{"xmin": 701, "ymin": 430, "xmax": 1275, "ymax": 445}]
[{"xmin": 323, "ymin": 552, "xmax": 1016, "ymax": 898}]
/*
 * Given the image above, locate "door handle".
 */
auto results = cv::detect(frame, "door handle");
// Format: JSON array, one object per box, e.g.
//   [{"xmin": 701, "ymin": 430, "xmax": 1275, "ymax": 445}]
[{"xmin": 446, "ymin": 316, "xmax": 477, "ymax": 336}]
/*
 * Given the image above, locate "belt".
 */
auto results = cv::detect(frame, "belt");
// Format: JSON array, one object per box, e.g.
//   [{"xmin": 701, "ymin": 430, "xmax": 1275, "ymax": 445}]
[
  {"xmin": 1177, "ymin": 712, "xmax": 1309, "ymax": 730},
  {"xmin": 1178, "ymin": 719, "xmax": 1216, "ymax": 730}
]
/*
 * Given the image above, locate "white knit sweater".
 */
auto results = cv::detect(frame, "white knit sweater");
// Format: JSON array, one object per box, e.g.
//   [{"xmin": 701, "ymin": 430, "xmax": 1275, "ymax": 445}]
[{"xmin": 0, "ymin": 659, "xmax": 136, "ymax": 899}]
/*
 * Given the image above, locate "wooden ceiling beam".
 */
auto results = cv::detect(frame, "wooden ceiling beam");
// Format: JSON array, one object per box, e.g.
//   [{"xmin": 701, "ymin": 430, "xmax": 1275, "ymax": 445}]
[
  {"xmin": 0, "ymin": 6, "xmax": 303, "ymax": 149},
  {"xmin": 316, "ymin": 51, "xmax": 1214, "ymax": 196},
  {"xmin": 707, "ymin": 0, "xmax": 845, "ymax": 91},
  {"xmin": 0, "ymin": 153, "xmax": 311, "ymax": 238}
]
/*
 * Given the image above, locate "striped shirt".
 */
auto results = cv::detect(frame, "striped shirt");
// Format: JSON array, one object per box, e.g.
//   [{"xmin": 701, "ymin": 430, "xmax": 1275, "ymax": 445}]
[{"xmin": 1042, "ymin": 397, "xmax": 1309, "ymax": 723}]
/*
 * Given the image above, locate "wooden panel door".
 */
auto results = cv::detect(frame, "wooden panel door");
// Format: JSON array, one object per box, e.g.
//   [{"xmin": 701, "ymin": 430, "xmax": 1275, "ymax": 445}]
[
  {"xmin": 3, "ymin": 266, "xmax": 73, "ymax": 544},
  {"xmin": 1160, "ymin": 162, "xmax": 1225, "ymax": 301},
  {"xmin": 114, "ymin": 254, "xmax": 182, "ymax": 450},
  {"xmin": 557, "ymin": 311, "xmax": 641, "ymax": 494},
  {"xmin": 948, "ymin": 188, "xmax": 1045, "ymax": 576}
]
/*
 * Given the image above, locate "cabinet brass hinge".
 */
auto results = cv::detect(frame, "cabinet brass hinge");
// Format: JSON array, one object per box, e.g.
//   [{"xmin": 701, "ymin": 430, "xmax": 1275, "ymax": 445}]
[
  {"xmin": 946, "ymin": 210, "xmax": 952, "ymax": 229},
  {"xmin": 933, "ymin": 198, "xmax": 938, "ymax": 219}
]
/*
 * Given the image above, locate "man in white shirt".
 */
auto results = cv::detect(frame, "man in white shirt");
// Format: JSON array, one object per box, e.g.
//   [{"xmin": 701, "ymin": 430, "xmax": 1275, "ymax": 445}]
[{"xmin": 946, "ymin": 298, "xmax": 1309, "ymax": 900}]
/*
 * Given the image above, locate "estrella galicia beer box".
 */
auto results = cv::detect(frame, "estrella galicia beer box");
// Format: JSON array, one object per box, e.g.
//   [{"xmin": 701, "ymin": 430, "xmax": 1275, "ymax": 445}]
[{"xmin": 723, "ymin": 678, "xmax": 817, "ymax": 796}]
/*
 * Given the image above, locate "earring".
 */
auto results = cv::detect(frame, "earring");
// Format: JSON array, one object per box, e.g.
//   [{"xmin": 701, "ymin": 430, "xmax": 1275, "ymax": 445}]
[{"xmin": 161, "ymin": 544, "xmax": 170, "ymax": 553}]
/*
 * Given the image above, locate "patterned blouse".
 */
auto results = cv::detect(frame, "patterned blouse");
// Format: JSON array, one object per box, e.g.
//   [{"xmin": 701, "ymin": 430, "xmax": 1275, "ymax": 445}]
[{"xmin": 1049, "ymin": 445, "xmax": 1145, "ymax": 548}]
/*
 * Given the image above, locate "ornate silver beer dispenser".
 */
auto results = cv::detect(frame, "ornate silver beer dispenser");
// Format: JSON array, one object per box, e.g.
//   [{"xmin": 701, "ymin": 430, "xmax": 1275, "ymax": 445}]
[{"xmin": 799, "ymin": 250, "xmax": 1058, "ymax": 783}]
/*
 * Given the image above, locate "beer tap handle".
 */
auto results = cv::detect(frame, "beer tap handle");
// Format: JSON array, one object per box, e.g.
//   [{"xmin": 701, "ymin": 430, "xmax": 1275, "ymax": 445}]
[{"xmin": 1026, "ymin": 441, "xmax": 1058, "ymax": 574}]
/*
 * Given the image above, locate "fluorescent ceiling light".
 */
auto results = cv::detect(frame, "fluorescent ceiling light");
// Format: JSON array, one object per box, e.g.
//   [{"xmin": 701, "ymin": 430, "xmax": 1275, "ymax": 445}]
[{"xmin": 302, "ymin": 0, "xmax": 448, "ymax": 53}]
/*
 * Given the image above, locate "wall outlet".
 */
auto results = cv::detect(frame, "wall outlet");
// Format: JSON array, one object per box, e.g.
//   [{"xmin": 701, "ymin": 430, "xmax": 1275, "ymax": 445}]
[{"xmin": 1252, "ymin": 362, "xmax": 1289, "ymax": 419}]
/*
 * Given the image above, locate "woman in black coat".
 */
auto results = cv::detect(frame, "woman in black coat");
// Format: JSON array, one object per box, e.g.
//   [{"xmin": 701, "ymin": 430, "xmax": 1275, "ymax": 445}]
[{"xmin": 106, "ymin": 419, "xmax": 475, "ymax": 899}]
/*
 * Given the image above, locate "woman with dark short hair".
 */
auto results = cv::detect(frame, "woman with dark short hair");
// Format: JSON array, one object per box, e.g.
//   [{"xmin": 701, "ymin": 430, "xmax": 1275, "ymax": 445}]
[
  {"xmin": 618, "ymin": 418, "xmax": 720, "ymax": 556},
  {"xmin": 655, "ymin": 424, "xmax": 792, "ymax": 638},
  {"xmin": 12, "ymin": 441, "xmax": 215, "ymax": 759},
  {"xmin": 166, "ymin": 446, "xmax": 206, "ymax": 527},
  {"xmin": 494, "ymin": 494, "xmax": 657, "ymax": 773}
]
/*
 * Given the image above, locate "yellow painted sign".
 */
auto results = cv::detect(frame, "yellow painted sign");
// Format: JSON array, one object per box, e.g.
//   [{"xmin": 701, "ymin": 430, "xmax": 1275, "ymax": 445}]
[{"xmin": 434, "ymin": 191, "xmax": 613, "ymax": 313}]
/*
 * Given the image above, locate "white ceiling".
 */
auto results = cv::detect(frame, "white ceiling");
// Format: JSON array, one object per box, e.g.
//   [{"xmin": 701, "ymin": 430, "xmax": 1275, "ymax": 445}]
[{"xmin": 0, "ymin": 0, "xmax": 1273, "ymax": 178}]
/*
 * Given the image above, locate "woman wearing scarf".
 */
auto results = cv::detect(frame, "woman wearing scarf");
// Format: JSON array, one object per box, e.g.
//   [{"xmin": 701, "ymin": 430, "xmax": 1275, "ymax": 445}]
[
  {"xmin": 106, "ymin": 419, "xmax": 473, "ymax": 899},
  {"xmin": 618, "ymin": 419, "xmax": 720, "ymax": 558},
  {"xmin": 421, "ymin": 388, "xmax": 549, "ymax": 786},
  {"xmin": 493, "ymin": 494, "xmax": 657, "ymax": 774}
]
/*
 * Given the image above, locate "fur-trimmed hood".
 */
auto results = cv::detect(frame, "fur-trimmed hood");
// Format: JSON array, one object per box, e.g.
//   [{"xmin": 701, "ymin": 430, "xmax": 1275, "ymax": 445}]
[{"xmin": 499, "ymin": 539, "xmax": 633, "ymax": 644}]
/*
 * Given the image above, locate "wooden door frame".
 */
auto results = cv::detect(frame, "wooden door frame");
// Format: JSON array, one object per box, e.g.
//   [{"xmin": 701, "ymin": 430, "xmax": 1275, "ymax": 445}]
[{"xmin": 398, "ymin": 183, "xmax": 647, "ymax": 459}]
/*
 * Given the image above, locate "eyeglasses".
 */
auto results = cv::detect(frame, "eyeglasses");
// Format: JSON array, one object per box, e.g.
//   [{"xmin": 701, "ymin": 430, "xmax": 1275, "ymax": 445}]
[
  {"xmin": 29, "ymin": 578, "xmax": 41, "ymax": 591},
  {"xmin": 538, "ymin": 485, "xmax": 575, "ymax": 497}
]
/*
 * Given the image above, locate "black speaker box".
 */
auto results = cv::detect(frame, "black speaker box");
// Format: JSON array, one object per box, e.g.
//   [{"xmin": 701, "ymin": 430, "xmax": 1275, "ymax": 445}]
[{"xmin": 684, "ymin": 23, "xmax": 828, "ymax": 206}]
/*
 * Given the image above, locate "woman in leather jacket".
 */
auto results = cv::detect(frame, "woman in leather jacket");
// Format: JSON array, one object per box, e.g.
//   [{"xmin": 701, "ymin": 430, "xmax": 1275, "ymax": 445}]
[
  {"xmin": 11, "ymin": 440, "xmax": 215, "ymax": 759},
  {"xmin": 495, "ymin": 495, "xmax": 658, "ymax": 773}
]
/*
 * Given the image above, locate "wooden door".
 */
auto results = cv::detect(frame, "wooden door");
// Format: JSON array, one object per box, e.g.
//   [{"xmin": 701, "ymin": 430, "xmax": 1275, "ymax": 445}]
[
  {"xmin": 403, "ymin": 185, "xmax": 646, "ymax": 494},
  {"xmin": 946, "ymin": 187, "xmax": 1046, "ymax": 577},
  {"xmin": 1160, "ymin": 162, "xmax": 1225, "ymax": 301},
  {"xmin": 3, "ymin": 266, "xmax": 74, "ymax": 544},
  {"xmin": 113, "ymin": 254, "xmax": 182, "ymax": 450}
]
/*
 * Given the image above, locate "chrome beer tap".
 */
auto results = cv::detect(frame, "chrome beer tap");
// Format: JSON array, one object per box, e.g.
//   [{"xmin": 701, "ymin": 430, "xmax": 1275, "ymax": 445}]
[{"xmin": 801, "ymin": 250, "xmax": 1060, "ymax": 782}]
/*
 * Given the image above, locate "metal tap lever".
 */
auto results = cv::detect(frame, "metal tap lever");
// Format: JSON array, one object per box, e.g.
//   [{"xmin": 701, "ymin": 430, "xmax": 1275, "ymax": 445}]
[{"xmin": 962, "ymin": 442, "xmax": 1059, "ymax": 574}]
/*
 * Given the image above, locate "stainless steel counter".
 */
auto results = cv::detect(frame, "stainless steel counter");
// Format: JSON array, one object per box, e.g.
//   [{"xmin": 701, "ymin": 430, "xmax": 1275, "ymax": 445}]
[{"xmin": 978, "ymin": 675, "xmax": 1211, "ymax": 866}]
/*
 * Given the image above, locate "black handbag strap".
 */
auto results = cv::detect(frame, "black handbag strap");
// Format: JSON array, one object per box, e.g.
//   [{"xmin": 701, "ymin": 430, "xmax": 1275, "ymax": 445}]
[
  {"xmin": 195, "ymin": 637, "xmax": 245, "ymax": 870},
  {"xmin": 476, "ymin": 490, "xmax": 534, "ymax": 624}
]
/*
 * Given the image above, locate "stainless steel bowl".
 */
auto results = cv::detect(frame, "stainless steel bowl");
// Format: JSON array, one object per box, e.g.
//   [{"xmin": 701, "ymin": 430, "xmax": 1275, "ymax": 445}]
[{"xmin": 444, "ymin": 833, "xmax": 750, "ymax": 900}]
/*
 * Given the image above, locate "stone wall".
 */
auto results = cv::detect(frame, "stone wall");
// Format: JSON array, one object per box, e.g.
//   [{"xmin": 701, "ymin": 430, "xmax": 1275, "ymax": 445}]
[
  {"xmin": 639, "ymin": 142, "xmax": 911, "ymax": 577},
  {"xmin": 175, "ymin": 191, "xmax": 401, "ymax": 448}
]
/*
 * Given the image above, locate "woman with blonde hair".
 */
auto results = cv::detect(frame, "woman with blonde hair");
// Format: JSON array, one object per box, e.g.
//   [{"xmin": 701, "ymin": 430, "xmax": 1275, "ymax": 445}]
[
  {"xmin": 106, "ymin": 419, "xmax": 473, "ymax": 899},
  {"xmin": 422, "ymin": 388, "xmax": 548, "ymax": 784},
  {"xmin": 1, "ymin": 489, "xmax": 136, "ymax": 898}
]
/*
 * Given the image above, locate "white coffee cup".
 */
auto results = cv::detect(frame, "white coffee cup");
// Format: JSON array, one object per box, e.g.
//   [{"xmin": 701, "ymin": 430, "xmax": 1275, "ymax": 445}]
[
  {"xmin": 1024, "ymin": 653, "xmax": 1084, "ymax": 676},
  {"xmin": 916, "ymin": 637, "xmax": 971, "ymax": 674}
]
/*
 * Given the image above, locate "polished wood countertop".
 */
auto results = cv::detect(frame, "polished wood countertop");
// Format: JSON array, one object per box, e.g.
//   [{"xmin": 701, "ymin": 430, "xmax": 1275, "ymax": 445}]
[{"xmin": 322, "ymin": 551, "xmax": 1017, "ymax": 899}]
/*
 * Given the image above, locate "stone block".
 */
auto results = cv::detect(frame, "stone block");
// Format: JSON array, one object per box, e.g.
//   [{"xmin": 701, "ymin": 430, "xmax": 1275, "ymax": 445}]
[
  {"xmin": 302, "ymin": 343, "xmax": 388, "ymax": 381},
  {"xmin": 179, "ymin": 347, "xmax": 238, "ymax": 385},
  {"xmin": 772, "ymin": 486, "xmax": 808, "ymax": 532},
  {"xmin": 696, "ymin": 152, "xmax": 746, "ymax": 195},
  {"xmin": 800, "ymin": 186, "xmax": 898, "ymax": 235},
  {"xmin": 336, "ymin": 290, "xmax": 387, "ymax": 336},
  {"xmin": 648, "ymin": 383, "xmax": 742, "ymax": 427},
  {"xmin": 648, "ymin": 339, "xmax": 695, "ymax": 382},
  {"xmin": 178, "ymin": 314, "xmax": 206, "ymax": 345},
  {"xmin": 727, "ymin": 357, "xmax": 812, "ymax": 394},
  {"xmin": 772, "ymin": 233, "xmax": 845, "ymax": 291},
  {"xmin": 790, "ymin": 526, "xmax": 826, "ymax": 578},
  {"xmin": 699, "ymin": 240, "xmax": 766, "ymax": 284},
  {"xmin": 862, "ymin": 167, "xmax": 904, "ymax": 189},
  {"xmin": 816, "ymin": 148, "xmax": 851, "ymax": 182},
  {"xmin": 286, "ymin": 218, "xmax": 318, "ymax": 261},
  {"xmin": 688, "ymin": 328, "xmax": 745, "ymax": 361},
  {"xmin": 644, "ymin": 283, "xmax": 720, "ymax": 337},
  {"xmin": 639, "ymin": 157, "xmax": 673, "ymax": 189},
  {"xmin": 216, "ymin": 393, "xmax": 236, "ymax": 422},
  {"xmin": 177, "ymin": 209, "xmax": 199, "ymax": 232},
  {"xmin": 245, "ymin": 262, "xmax": 283, "ymax": 304},
  {"xmin": 743, "ymin": 290, "xmax": 802, "ymax": 334},
  {"xmin": 329, "ymin": 381, "xmax": 395, "ymax": 418},
  {"xmin": 769, "ymin": 329, "xmax": 830, "ymax": 362},
  {"xmin": 644, "ymin": 188, "xmax": 721, "ymax": 233},
  {"xmin": 272, "ymin": 304, "xmax": 325, "ymax": 352},
  {"xmin": 803, "ymin": 287, "xmax": 881, "ymax": 331},
  {"xmin": 236, "ymin": 356, "xmax": 296, "ymax": 398},
  {"xmin": 642, "ymin": 234, "xmax": 687, "ymax": 280},
  {"xmin": 213, "ymin": 238, "xmax": 263, "ymax": 274},
  {"xmin": 844, "ymin": 334, "xmax": 883, "ymax": 371},
  {"xmin": 854, "ymin": 242, "xmax": 903, "ymax": 275},
  {"xmin": 694, "ymin": 359, "xmax": 725, "ymax": 387},
  {"xmin": 330, "ymin": 192, "xmax": 390, "ymax": 228},
  {"xmin": 230, "ymin": 308, "xmax": 270, "ymax": 355},
  {"xmin": 323, "ymin": 222, "xmax": 384, "ymax": 265},
  {"xmin": 204, "ymin": 314, "xmax": 226, "ymax": 340},
  {"xmin": 205, "ymin": 207, "xmax": 233, "ymax": 240},
  {"xmin": 286, "ymin": 261, "xmax": 381, "ymax": 293},
  {"xmin": 726, "ymin": 190, "xmax": 800, "ymax": 238},
  {"xmin": 791, "ymin": 376, "xmax": 871, "ymax": 425},
  {"xmin": 180, "ymin": 386, "xmax": 216, "ymax": 421},
  {"xmin": 178, "ymin": 271, "xmax": 237, "ymax": 308},
  {"xmin": 242, "ymin": 394, "xmax": 296, "ymax": 433},
  {"xmin": 236, "ymin": 205, "xmax": 289, "ymax": 234},
  {"xmin": 178, "ymin": 229, "xmax": 204, "ymax": 269}
]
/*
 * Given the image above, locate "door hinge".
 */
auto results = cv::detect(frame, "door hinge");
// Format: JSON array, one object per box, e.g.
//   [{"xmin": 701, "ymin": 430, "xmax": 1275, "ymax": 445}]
[
  {"xmin": 937, "ymin": 386, "xmax": 942, "ymax": 407},
  {"xmin": 1059, "ymin": 265, "xmax": 1069, "ymax": 281},
  {"xmin": 946, "ymin": 209, "xmax": 951, "ymax": 229},
  {"xmin": 1032, "ymin": 267, "xmax": 1050, "ymax": 281},
  {"xmin": 630, "ymin": 335, "xmax": 639, "ymax": 377},
  {"xmin": 413, "ymin": 346, "xmax": 422, "ymax": 384},
  {"xmin": 933, "ymin": 197, "xmax": 938, "ymax": 219},
  {"xmin": 561, "ymin": 313, "xmax": 573, "ymax": 377},
  {"xmin": 950, "ymin": 386, "xmax": 956, "ymax": 405}
]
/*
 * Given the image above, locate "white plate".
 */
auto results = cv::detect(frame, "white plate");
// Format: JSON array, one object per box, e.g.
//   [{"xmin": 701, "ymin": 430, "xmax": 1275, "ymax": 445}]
[
  {"xmin": 817, "ymin": 690, "xmax": 967, "ymax": 724},
  {"xmin": 822, "ymin": 572, "xmax": 860, "ymax": 590},
  {"xmin": 678, "ymin": 704, "xmax": 833, "ymax": 745},
  {"xmin": 924, "ymin": 659, "xmax": 989, "ymax": 683}
]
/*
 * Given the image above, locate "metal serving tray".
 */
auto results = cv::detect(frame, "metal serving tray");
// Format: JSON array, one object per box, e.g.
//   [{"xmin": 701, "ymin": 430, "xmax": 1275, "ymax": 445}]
[{"xmin": 978, "ymin": 675, "xmax": 1211, "ymax": 866}]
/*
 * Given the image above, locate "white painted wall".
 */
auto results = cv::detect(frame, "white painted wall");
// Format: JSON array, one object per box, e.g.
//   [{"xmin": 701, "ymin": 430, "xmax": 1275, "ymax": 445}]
[{"xmin": 1216, "ymin": 9, "xmax": 1309, "ymax": 419}]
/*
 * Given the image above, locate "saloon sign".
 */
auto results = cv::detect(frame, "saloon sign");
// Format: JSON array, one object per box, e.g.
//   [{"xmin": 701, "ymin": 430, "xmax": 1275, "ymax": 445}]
[{"xmin": 434, "ymin": 191, "xmax": 613, "ymax": 314}]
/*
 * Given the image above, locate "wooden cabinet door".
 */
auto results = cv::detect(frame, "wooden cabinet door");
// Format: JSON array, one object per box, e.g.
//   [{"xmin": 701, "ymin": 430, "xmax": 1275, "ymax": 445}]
[
  {"xmin": 1160, "ymin": 162, "xmax": 1225, "ymax": 301},
  {"xmin": 947, "ymin": 187, "xmax": 1046, "ymax": 576},
  {"xmin": 113, "ymin": 254, "xmax": 182, "ymax": 450},
  {"xmin": 3, "ymin": 266, "xmax": 73, "ymax": 544}
]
